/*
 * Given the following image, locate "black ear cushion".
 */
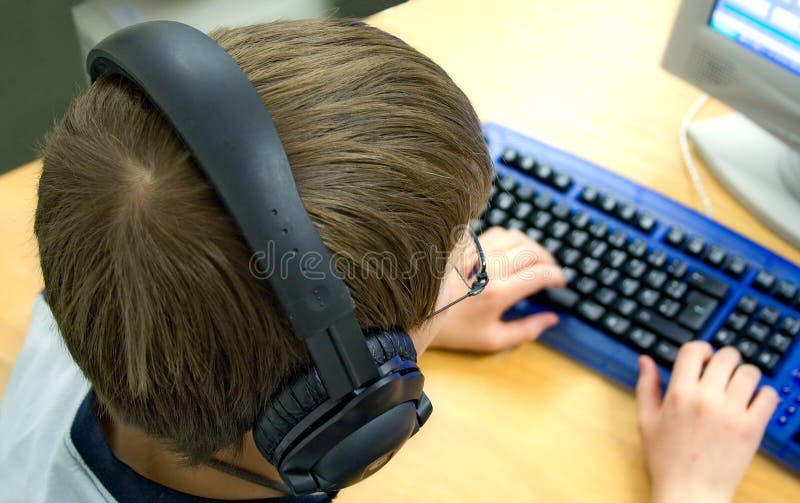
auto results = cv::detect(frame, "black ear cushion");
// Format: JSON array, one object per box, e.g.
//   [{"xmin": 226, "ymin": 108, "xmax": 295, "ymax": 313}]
[{"xmin": 255, "ymin": 329, "xmax": 417, "ymax": 464}]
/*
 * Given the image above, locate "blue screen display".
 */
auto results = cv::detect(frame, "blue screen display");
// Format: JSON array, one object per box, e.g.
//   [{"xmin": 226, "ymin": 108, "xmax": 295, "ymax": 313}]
[{"xmin": 710, "ymin": 0, "xmax": 800, "ymax": 76}]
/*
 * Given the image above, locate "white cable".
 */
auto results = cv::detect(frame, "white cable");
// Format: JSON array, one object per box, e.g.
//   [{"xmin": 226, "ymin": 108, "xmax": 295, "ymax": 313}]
[{"xmin": 679, "ymin": 92, "xmax": 712, "ymax": 217}]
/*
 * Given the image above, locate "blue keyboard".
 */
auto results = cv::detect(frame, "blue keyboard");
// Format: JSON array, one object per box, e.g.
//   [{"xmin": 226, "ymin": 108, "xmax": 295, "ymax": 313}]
[{"xmin": 481, "ymin": 123, "xmax": 800, "ymax": 474}]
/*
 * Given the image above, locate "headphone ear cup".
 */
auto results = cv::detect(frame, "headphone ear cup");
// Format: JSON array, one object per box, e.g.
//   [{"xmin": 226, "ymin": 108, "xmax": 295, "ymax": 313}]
[{"xmin": 254, "ymin": 329, "xmax": 417, "ymax": 465}]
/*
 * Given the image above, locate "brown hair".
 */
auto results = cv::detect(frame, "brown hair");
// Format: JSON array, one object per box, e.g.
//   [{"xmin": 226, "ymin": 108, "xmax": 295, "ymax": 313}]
[{"xmin": 35, "ymin": 19, "xmax": 491, "ymax": 463}]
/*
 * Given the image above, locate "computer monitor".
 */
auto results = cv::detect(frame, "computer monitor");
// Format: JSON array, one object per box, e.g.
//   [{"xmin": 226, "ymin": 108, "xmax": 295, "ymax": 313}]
[{"xmin": 662, "ymin": 0, "xmax": 800, "ymax": 249}]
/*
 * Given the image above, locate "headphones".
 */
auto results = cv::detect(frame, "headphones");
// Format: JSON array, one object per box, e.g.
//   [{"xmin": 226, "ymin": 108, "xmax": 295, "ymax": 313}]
[{"xmin": 87, "ymin": 20, "xmax": 432, "ymax": 495}]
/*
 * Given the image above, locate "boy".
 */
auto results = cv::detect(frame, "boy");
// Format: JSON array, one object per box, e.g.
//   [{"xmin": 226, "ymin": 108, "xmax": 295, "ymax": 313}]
[{"xmin": 0, "ymin": 19, "xmax": 779, "ymax": 503}]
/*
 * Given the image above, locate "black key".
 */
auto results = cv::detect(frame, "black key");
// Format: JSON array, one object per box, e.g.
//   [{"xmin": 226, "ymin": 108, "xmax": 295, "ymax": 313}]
[
  {"xmin": 757, "ymin": 306, "xmax": 781, "ymax": 326},
  {"xmin": 654, "ymin": 340, "xmax": 679, "ymax": 365},
  {"xmin": 636, "ymin": 213, "xmax": 657, "ymax": 233},
  {"xmin": 594, "ymin": 287, "xmax": 618, "ymax": 307},
  {"xmin": 533, "ymin": 287, "xmax": 580, "ymax": 310},
  {"xmin": 598, "ymin": 267, "xmax": 621, "ymax": 287},
  {"xmin": 517, "ymin": 155, "xmax": 536, "ymax": 173},
  {"xmin": 552, "ymin": 173, "xmax": 572, "ymax": 192},
  {"xmin": 724, "ymin": 255, "xmax": 747, "ymax": 278},
  {"xmin": 608, "ymin": 230, "xmax": 628, "ymax": 248},
  {"xmin": 768, "ymin": 333, "xmax": 793, "ymax": 353},
  {"xmin": 498, "ymin": 175, "xmax": 517, "ymax": 193},
  {"xmin": 602, "ymin": 313, "xmax": 630, "ymax": 336},
  {"xmin": 534, "ymin": 163, "xmax": 554, "ymax": 183},
  {"xmin": 657, "ymin": 298, "xmax": 681, "ymax": 318},
  {"xmin": 635, "ymin": 309, "xmax": 695, "ymax": 345},
  {"xmin": 665, "ymin": 227, "xmax": 685, "ymax": 247},
  {"xmin": 705, "ymin": 246, "xmax": 727, "ymax": 267},
  {"xmin": 558, "ymin": 248, "xmax": 582, "ymax": 267},
  {"xmin": 755, "ymin": 350, "xmax": 780, "ymax": 374},
  {"xmin": 746, "ymin": 323, "xmax": 770, "ymax": 343},
  {"xmin": 526, "ymin": 228, "xmax": 544, "ymax": 243},
  {"xmin": 625, "ymin": 259, "xmax": 647, "ymax": 279},
  {"xmin": 599, "ymin": 195, "xmax": 618, "ymax": 214},
  {"xmin": 736, "ymin": 339, "xmax": 759, "ymax": 359},
  {"xmin": 575, "ymin": 277, "xmax": 599, "ymax": 296},
  {"xmin": 753, "ymin": 270, "xmax": 776, "ymax": 292},
  {"xmin": 515, "ymin": 184, "xmax": 536, "ymax": 202},
  {"xmin": 775, "ymin": 281, "xmax": 798, "ymax": 304},
  {"xmin": 578, "ymin": 256, "xmax": 601, "ymax": 277},
  {"xmin": 644, "ymin": 270, "xmax": 668, "ymax": 290},
  {"xmin": 531, "ymin": 211, "xmax": 552, "ymax": 229},
  {"xmin": 629, "ymin": 328, "xmax": 657, "ymax": 350},
  {"xmin": 616, "ymin": 298, "xmax": 638, "ymax": 317},
  {"xmin": 570, "ymin": 211, "xmax": 590, "ymax": 230},
  {"xmin": 736, "ymin": 295, "xmax": 758, "ymax": 315},
  {"xmin": 725, "ymin": 312, "xmax": 748, "ymax": 332},
  {"xmin": 567, "ymin": 230, "xmax": 589, "ymax": 249},
  {"xmin": 486, "ymin": 208, "xmax": 508, "ymax": 227},
  {"xmin": 627, "ymin": 239, "xmax": 647, "ymax": 258},
  {"xmin": 605, "ymin": 249, "xmax": 628, "ymax": 268},
  {"xmin": 667, "ymin": 259, "xmax": 688, "ymax": 279},
  {"xmin": 646, "ymin": 250, "xmax": 667, "ymax": 269},
  {"xmin": 500, "ymin": 148, "xmax": 519, "ymax": 166},
  {"xmin": 712, "ymin": 328, "xmax": 737, "ymax": 347},
  {"xmin": 563, "ymin": 267, "xmax": 578, "ymax": 285},
  {"xmin": 549, "ymin": 221, "xmax": 570, "ymax": 239},
  {"xmin": 552, "ymin": 203, "xmax": 571, "ymax": 220},
  {"xmin": 586, "ymin": 240, "xmax": 609, "ymax": 260},
  {"xmin": 677, "ymin": 291, "xmax": 719, "ymax": 332},
  {"xmin": 618, "ymin": 278, "xmax": 641, "ymax": 297},
  {"xmin": 588, "ymin": 220, "xmax": 609, "ymax": 239},
  {"xmin": 495, "ymin": 192, "xmax": 515, "ymax": 211},
  {"xmin": 688, "ymin": 271, "xmax": 729, "ymax": 299},
  {"xmin": 637, "ymin": 288, "xmax": 660, "ymax": 308},
  {"xmin": 507, "ymin": 218, "xmax": 526, "ymax": 231},
  {"xmin": 512, "ymin": 202, "xmax": 534, "ymax": 220},
  {"xmin": 543, "ymin": 238, "xmax": 563, "ymax": 255},
  {"xmin": 580, "ymin": 186, "xmax": 601, "ymax": 206},
  {"xmin": 533, "ymin": 193, "xmax": 554, "ymax": 210},
  {"xmin": 472, "ymin": 219, "xmax": 486, "ymax": 235},
  {"xmin": 685, "ymin": 236, "xmax": 706, "ymax": 257},
  {"xmin": 616, "ymin": 203, "xmax": 637, "ymax": 223},
  {"xmin": 780, "ymin": 316, "xmax": 800, "ymax": 337},
  {"xmin": 577, "ymin": 300, "xmax": 605, "ymax": 322},
  {"xmin": 664, "ymin": 279, "xmax": 688, "ymax": 300}
]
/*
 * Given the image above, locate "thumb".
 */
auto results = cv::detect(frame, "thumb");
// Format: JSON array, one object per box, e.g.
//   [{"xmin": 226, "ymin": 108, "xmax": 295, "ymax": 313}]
[
  {"xmin": 492, "ymin": 312, "xmax": 559, "ymax": 350},
  {"xmin": 636, "ymin": 355, "xmax": 662, "ymax": 426}
]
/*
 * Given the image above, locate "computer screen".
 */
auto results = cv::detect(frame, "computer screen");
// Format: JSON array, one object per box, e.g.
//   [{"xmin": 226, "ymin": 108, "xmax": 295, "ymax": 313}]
[{"xmin": 709, "ymin": 0, "xmax": 800, "ymax": 77}]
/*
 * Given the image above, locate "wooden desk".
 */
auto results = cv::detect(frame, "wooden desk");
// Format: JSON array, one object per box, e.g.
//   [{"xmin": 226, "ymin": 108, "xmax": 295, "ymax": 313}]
[{"xmin": 1, "ymin": 0, "xmax": 798, "ymax": 501}]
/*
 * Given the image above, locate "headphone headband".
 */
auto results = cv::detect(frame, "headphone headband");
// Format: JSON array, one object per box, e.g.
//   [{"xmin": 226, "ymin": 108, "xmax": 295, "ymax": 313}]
[{"xmin": 87, "ymin": 21, "xmax": 377, "ymax": 398}]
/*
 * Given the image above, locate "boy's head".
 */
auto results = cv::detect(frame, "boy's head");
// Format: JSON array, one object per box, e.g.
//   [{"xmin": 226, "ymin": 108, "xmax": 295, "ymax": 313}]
[{"xmin": 35, "ymin": 19, "xmax": 491, "ymax": 463}]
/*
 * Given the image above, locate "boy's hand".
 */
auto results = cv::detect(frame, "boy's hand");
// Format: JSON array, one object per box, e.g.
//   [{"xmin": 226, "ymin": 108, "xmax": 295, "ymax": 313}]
[
  {"xmin": 430, "ymin": 226, "xmax": 565, "ymax": 352},
  {"xmin": 636, "ymin": 342, "xmax": 779, "ymax": 503}
]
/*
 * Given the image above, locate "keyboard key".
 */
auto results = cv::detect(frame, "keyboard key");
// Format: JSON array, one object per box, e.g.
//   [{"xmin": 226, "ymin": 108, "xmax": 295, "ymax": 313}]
[
  {"xmin": 723, "ymin": 255, "xmax": 748, "ymax": 278},
  {"xmin": 637, "ymin": 288, "xmax": 660, "ymax": 308},
  {"xmin": 657, "ymin": 298, "xmax": 681, "ymax": 318},
  {"xmin": 543, "ymin": 238, "xmax": 563, "ymax": 255},
  {"xmin": 607, "ymin": 230, "xmax": 628, "ymax": 248},
  {"xmin": 515, "ymin": 184, "xmax": 536, "ymax": 201},
  {"xmin": 618, "ymin": 278, "xmax": 641, "ymax": 297},
  {"xmin": 746, "ymin": 323, "xmax": 770, "ymax": 343},
  {"xmin": 577, "ymin": 300, "xmax": 605, "ymax": 322},
  {"xmin": 780, "ymin": 317, "xmax": 800, "ymax": 337},
  {"xmin": 636, "ymin": 213, "xmax": 657, "ymax": 233},
  {"xmin": 627, "ymin": 239, "xmax": 647, "ymax": 258},
  {"xmin": 598, "ymin": 267, "xmax": 621, "ymax": 287},
  {"xmin": 665, "ymin": 227, "xmax": 685, "ymax": 247},
  {"xmin": 552, "ymin": 173, "xmax": 572, "ymax": 192},
  {"xmin": 736, "ymin": 338, "xmax": 759, "ymax": 360},
  {"xmin": 737, "ymin": 295, "xmax": 758, "ymax": 315},
  {"xmin": 507, "ymin": 218, "xmax": 525, "ymax": 231},
  {"xmin": 517, "ymin": 156, "xmax": 536, "ymax": 174},
  {"xmin": 594, "ymin": 287, "xmax": 618, "ymax": 307},
  {"xmin": 775, "ymin": 281, "xmax": 798, "ymax": 304},
  {"xmin": 753, "ymin": 270, "xmax": 776, "ymax": 292},
  {"xmin": 600, "ymin": 195, "xmax": 618, "ymax": 214},
  {"xmin": 687, "ymin": 271, "xmax": 729, "ymax": 299},
  {"xmin": 526, "ymin": 228, "xmax": 544, "ymax": 242},
  {"xmin": 645, "ymin": 250, "xmax": 667, "ymax": 269},
  {"xmin": 580, "ymin": 186, "xmax": 601, "ymax": 206},
  {"xmin": 654, "ymin": 340, "xmax": 679, "ymax": 365},
  {"xmin": 566, "ymin": 230, "xmax": 589, "ymax": 249},
  {"xmin": 685, "ymin": 236, "xmax": 706, "ymax": 257},
  {"xmin": 713, "ymin": 328, "xmax": 737, "ymax": 347},
  {"xmin": 495, "ymin": 192, "xmax": 515, "ymax": 211},
  {"xmin": 616, "ymin": 203, "xmax": 637, "ymax": 223},
  {"xmin": 625, "ymin": 259, "xmax": 647, "ymax": 279},
  {"xmin": 629, "ymin": 328, "xmax": 657, "ymax": 350},
  {"xmin": 768, "ymin": 333, "xmax": 793, "ymax": 353},
  {"xmin": 500, "ymin": 148, "xmax": 519, "ymax": 166},
  {"xmin": 563, "ymin": 267, "xmax": 578, "ymax": 284},
  {"xmin": 531, "ymin": 211, "xmax": 552, "ymax": 229},
  {"xmin": 634, "ymin": 309, "xmax": 695, "ymax": 345},
  {"xmin": 644, "ymin": 269, "xmax": 668, "ymax": 290},
  {"xmin": 664, "ymin": 279, "xmax": 688, "ymax": 300},
  {"xmin": 549, "ymin": 221, "xmax": 570, "ymax": 239},
  {"xmin": 552, "ymin": 203, "xmax": 571, "ymax": 220},
  {"xmin": 705, "ymin": 245, "xmax": 727, "ymax": 267},
  {"xmin": 667, "ymin": 259, "xmax": 688, "ymax": 279},
  {"xmin": 486, "ymin": 208, "xmax": 508, "ymax": 226},
  {"xmin": 588, "ymin": 220, "xmax": 609, "ymax": 239},
  {"xmin": 575, "ymin": 277, "xmax": 599, "ymax": 296},
  {"xmin": 616, "ymin": 298, "xmax": 638, "ymax": 317},
  {"xmin": 755, "ymin": 350, "xmax": 780, "ymax": 374},
  {"xmin": 557, "ymin": 248, "xmax": 582, "ymax": 267},
  {"xmin": 586, "ymin": 240, "xmax": 608, "ymax": 260},
  {"xmin": 533, "ymin": 164, "xmax": 553, "ymax": 183},
  {"xmin": 605, "ymin": 249, "xmax": 628, "ymax": 269},
  {"xmin": 601, "ymin": 313, "xmax": 631, "ymax": 336},
  {"xmin": 578, "ymin": 257, "xmax": 601, "ymax": 277},
  {"xmin": 757, "ymin": 306, "xmax": 781, "ymax": 326},
  {"xmin": 725, "ymin": 312, "xmax": 748, "ymax": 332},
  {"xmin": 533, "ymin": 287, "xmax": 580, "ymax": 310},
  {"xmin": 677, "ymin": 291, "xmax": 718, "ymax": 332},
  {"xmin": 533, "ymin": 193, "xmax": 554, "ymax": 210},
  {"xmin": 513, "ymin": 202, "xmax": 534, "ymax": 220},
  {"xmin": 570, "ymin": 211, "xmax": 590, "ymax": 229}
]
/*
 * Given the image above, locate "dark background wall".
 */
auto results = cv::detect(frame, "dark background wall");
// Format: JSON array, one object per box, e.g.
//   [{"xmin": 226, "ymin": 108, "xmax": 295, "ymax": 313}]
[{"xmin": 0, "ymin": 0, "xmax": 403, "ymax": 174}]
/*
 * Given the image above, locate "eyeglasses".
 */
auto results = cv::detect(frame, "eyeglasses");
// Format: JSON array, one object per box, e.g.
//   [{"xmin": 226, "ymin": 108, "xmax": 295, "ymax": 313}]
[{"xmin": 428, "ymin": 229, "xmax": 489, "ymax": 318}]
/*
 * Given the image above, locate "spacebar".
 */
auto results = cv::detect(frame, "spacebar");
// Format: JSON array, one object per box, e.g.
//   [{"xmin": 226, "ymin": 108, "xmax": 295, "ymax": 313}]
[{"xmin": 634, "ymin": 309, "xmax": 694, "ymax": 345}]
